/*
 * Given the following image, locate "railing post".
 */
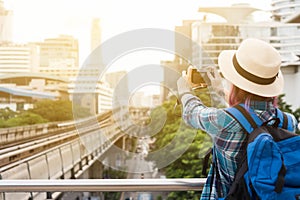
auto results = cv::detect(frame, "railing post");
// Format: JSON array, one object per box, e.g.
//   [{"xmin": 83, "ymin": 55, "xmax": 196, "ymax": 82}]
[{"xmin": 46, "ymin": 192, "xmax": 52, "ymax": 199}]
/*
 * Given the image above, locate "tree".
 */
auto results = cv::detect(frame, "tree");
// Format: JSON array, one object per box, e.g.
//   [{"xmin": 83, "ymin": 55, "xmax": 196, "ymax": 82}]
[
  {"xmin": 29, "ymin": 100, "xmax": 90, "ymax": 122},
  {"xmin": 5, "ymin": 112, "xmax": 47, "ymax": 127},
  {"xmin": 147, "ymin": 92, "xmax": 213, "ymax": 199},
  {"xmin": 148, "ymin": 92, "xmax": 299, "ymax": 199},
  {"xmin": 0, "ymin": 107, "xmax": 16, "ymax": 120},
  {"xmin": 0, "ymin": 100, "xmax": 91, "ymax": 128},
  {"xmin": 278, "ymin": 94, "xmax": 300, "ymax": 133}
]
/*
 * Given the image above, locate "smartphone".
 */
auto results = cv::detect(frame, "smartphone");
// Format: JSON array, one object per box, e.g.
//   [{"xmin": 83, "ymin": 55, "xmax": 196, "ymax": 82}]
[{"xmin": 190, "ymin": 68, "xmax": 207, "ymax": 87}]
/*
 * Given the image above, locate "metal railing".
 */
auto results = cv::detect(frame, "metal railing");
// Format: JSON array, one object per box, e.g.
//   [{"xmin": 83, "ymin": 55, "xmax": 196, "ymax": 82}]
[{"xmin": 0, "ymin": 178, "xmax": 206, "ymax": 192}]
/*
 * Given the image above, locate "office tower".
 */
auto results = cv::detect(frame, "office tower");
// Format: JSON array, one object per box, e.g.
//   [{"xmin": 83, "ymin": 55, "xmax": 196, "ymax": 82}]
[
  {"xmin": 0, "ymin": 43, "xmax": 39, "ymax": 74},
  {"xmin": 105, "ymin": 71, "xmax": 129, "ymax": 104},
  {"xmin": 161, "ymin": 20, "xmax": 200, "ymax": 100},
  {"xmin": 88, "ymin": 18, "xmax": 104, "ymax": 68},
  {"xmin": 39, "ymin": 35, "xmax": 79, "ymax": 69},
  {"xmin": 91, "ymin": 18, "xmax": 102, "ymax": 52}
]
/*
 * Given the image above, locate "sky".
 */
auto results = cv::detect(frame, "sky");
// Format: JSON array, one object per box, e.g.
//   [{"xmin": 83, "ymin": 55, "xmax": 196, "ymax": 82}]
[
  {"xmin": 5, "ymin": 0, "xmax": 271, "ymax": 41},
  {"xmin": 4, "ymin": 0, "xmax": 271, "ymax": 65},
  {"xmin": 3, "ymin": 0, "xmax": 272, "ymax": 95}
]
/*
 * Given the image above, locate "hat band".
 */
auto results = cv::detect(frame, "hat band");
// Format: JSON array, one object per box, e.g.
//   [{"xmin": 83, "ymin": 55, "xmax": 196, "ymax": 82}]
[{"xmin": 232, "ymin": 54, "xmax": 278, "ymax": 85}]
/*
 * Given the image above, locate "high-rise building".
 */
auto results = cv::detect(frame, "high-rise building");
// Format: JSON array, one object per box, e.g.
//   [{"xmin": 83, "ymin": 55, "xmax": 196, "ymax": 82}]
[
  {"xmin": 175, "ymin": 20, "xmax": 200, "ymax": 64},
  {"xmin": 39, "ymin": 35, "xmax": 79, "ymax": 69},
  {"xmin": 68, "ymin": 75, "xmax": 113, "ymax": 115},
  {"xmin": 192, "ymin": 3, "xmax": 300, "ymax": 109},
  {"xmin": 67, "ymin": 17, "xmax": 113, "ymax": 114},
  {"xmin": 88, "ymin": 18, "xmax": 103, "ymax": 68},
  {"xmin": 0, "ymin": 43, "xmax": 39, "ymax": 74},
  {"xmin": 105, "ymin": 71, "xmax": 129, "ymax": 106},
  {"xmin": 271, "ymin": 0, "xmax": 300, "ymax": 22},
  {"xmin": 161, "ymin": 20, "xmax": 200, "ymax": 100},
  {"xmin": 0, "ymin": 0, "xmax": 13, "ymax": 42},
  {"xmin": 91, "ymin": 18, "xmax": 102, "ymax": 52}
]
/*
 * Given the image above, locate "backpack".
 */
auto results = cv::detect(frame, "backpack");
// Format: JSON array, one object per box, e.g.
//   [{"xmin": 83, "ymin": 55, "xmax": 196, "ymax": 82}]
[{"xmin": 223, "ymin": 104, "xmax": 300, "ymax": 200}]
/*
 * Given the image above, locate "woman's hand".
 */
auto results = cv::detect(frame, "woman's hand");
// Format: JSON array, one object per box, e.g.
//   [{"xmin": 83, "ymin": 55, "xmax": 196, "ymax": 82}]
[
  {"xmin": 207, "ymin": 67, "xmax": 231, "ymax": 105},
  {"xmin": 177, "ymin": 71, "xmax": 192, "ymax": 98},
  {"xmin": 207, "ymin": 67, "xmax": 225, "ymax": 97}
]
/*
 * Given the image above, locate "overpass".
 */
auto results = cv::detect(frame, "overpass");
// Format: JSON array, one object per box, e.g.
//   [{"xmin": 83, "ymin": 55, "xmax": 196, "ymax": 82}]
[{"xmin": 0, "ymin": 106, "xmax": 202, "ymax": 200}]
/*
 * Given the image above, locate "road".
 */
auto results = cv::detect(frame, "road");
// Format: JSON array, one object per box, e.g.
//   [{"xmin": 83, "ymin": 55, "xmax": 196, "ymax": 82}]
[{"xmin": 121, "ymin": 151, "xmax": 166, "ymax": 200}]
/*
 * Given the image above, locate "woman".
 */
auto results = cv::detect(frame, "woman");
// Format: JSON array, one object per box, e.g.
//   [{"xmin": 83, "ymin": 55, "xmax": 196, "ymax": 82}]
[{"xmin": 177, "ymin": 38, "xmax": 299, "ymax": 199}]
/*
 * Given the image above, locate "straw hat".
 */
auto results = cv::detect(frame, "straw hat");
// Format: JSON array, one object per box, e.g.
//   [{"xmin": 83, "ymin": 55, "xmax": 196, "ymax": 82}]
[{"xmin": 218, "ymin": 38, "xmax": 284, "ymax": 97}]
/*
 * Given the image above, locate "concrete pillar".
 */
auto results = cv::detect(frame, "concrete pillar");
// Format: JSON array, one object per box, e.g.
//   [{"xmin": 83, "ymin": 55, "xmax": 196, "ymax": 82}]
[
  {"xmin": 89, "ymin": 160, "xmax": 104, "ymax": 200},
  {"xmin": 89, "ymin": 160, "xmax": 103, "ymax": 179},
  {"xmin": 79, "ymin": 168, "xmax": 90, "ymax": 179}
]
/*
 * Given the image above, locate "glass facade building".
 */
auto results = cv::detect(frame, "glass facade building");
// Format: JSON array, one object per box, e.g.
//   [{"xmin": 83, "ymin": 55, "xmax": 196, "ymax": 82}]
[
  {"xmin": 192, "ymin": 22, "xmax": 300, "ymax": 68},
  {"xmin": 191, "ymin": 4, "xmax": 300, "ymax": 109}
]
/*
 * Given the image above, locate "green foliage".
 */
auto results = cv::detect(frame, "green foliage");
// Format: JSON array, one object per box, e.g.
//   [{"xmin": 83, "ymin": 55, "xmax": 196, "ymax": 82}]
[
  {"xmin": 102, "ymin": 168, "xmax": 127, "ymax": 199},
  {"xmin": 0, "ymin": 119, "xmax": 6, "ymax": 128},
  {"xmin": 148, "ymin": 93, "xmax": 299, "ymax": 199},
  {"xmin": 167, "ymin": 191, "xmax": 201, "ymax": 200},
  {"xmin": 5, "ymin": 112, "xmax": 47, "ymax": 127},
  {"xmin": 0, "ymin": 100, "xmax": 91, "ymax": 128},
  {"xmin": 0, "ymin": 107, "xmax": 16, "ymax": 120},
  {"xmin": 103, "ymin": 167, "xmax": 127, "ymax": 179},
  {"xmin": 278, "ymin": 94, "xmax": 293, "ymax": 113},
  {"xmin": 29, "ymin": 100, "xmax": 73, "ymax": 121},
  {"xmin": 30, "ymin": 99, "xmax": 90, "ymax": 121},
  {"xmin": 0, "ymin": 110, "xmax": 48, "ymax": 128},
  {"xmin": 148, "ymin": 98, "xmax": 212, "ymax": 199},
  {"xmin": 278, "ymin": 94, "xmax": 300, "ymax": 133}
]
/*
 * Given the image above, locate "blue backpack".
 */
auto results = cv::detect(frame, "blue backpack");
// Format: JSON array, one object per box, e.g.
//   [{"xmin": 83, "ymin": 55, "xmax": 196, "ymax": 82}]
[{"xmin": 224, "ymin": 104, "xmax": 300, "ymax": 200}]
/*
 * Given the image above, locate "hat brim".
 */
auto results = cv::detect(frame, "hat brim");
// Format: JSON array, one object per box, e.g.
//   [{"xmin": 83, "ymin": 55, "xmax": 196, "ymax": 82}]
[{"xmin": 218, "ymin": 50, "xmax": 284, "ymax": 97}]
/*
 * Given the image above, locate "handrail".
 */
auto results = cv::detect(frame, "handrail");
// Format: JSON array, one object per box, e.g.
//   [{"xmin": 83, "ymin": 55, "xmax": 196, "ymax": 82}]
[{"xmin": 0, "ymin": 178, "xmax": 206, "ymax": 192}]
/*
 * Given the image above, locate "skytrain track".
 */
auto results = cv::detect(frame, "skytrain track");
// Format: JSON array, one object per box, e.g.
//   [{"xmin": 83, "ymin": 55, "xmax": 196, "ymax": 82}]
[{"xmin": 0, "ymin": 111, "xmax": 114, "ymax": 168}]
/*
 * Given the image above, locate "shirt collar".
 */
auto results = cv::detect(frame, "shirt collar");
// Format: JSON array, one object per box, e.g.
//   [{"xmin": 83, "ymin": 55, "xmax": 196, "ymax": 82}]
[{"xmin": 249, "ymin": 100, "xmax": 275, "ymax": 111}]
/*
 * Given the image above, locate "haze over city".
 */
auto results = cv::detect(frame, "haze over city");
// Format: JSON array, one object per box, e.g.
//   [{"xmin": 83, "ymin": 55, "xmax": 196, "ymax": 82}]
[
  {"xmin": 0, "ymin": 0, "xmax": 300, "ymax": 199},
  {"xmin": 5, "ymin": 0, "xmax": 271, "ymax": 67}
]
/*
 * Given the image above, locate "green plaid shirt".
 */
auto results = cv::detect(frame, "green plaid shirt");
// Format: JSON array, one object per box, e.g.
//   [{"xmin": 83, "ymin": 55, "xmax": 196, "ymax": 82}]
[{"xmin": 181, "ymin": 94, "xmax": 298, "ymax": 200}]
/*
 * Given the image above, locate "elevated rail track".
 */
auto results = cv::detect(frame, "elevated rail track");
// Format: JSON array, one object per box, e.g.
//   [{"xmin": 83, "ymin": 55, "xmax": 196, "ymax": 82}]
[{"xmin": 0, "ymin": 109, "xmax": 132, "ymax": 200}]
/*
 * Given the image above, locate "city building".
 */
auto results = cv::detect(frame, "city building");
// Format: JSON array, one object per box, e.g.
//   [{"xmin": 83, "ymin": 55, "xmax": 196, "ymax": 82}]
[
  {"xmin": 0, "ymin": 0, "xmax": 115, "ymax": 114},
  {"xmin": 68, "ymin": 74, "xmax": 113, "ymax": 115},
  {"xmin": 68, "ymin": 15, "xmax": 113, "ymax": 114},
  {"xmin": 161, "ymin": 60, "xmax": 186, "ymax": 100},
  {"xmin": 105, "ymin": 71, "xmax": 129, "ymax": 106},
  {"xmin": 271, "ymin": 0, "xmax": 300, "ymax": 22},
  {"xmin": 0, "ymin": 0, "xmax": 13, "ymax": 43},
  {"xmin": 161, "ymin": 20, "xmax": 200, "ymax": 100},
  {"xmin": 0, "ymin": 73, "xmax": 68, "ymax": 111},
  {"xmin": 0, "ymin": 42, "xmax": 39, "ymax": 74},
  {"xmin": 128, "ymin": 91, "xmax": 161, "ymax": 108},
  {"xmin": 91, "ymin": 18, "xmax": 102, "ymax": 53},
  {"xmin": 105, "ymin": 71, "xmax": 127, "ymax": 89},
  {"xmin": 191, "ymin": 3, "xmax": 300, "ymax": 109},
  {"xmin": 38, "ymin": 35, "xmax": 79, "ymax": 70}
]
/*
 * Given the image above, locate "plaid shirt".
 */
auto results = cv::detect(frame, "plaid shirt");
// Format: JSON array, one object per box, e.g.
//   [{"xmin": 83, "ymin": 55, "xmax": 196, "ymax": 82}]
[{"xmin": 181, "ymin": 94, "xmax": 298, "ymax": 200}]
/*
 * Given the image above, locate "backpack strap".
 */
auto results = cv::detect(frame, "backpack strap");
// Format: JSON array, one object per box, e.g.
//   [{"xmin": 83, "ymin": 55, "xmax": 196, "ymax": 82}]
[
  {"xmin": 226, "ymin": 104, "xmax": 293, "ymax": 133},
  {"xmin": 276, "ymin": 108, "xmax": 293, "ymax": 131},
  {"xmin": 225, "ymin": 104, "xmax": 263, "ymax": 134}
]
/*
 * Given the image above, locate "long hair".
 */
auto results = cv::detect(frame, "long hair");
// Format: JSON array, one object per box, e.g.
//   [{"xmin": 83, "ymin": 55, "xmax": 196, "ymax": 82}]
[{"xmin": 228, "ymin": 85, "xmax": 277, "ymax": 107}]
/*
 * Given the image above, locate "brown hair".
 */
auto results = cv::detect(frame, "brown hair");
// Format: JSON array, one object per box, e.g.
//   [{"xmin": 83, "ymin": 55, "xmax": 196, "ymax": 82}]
[{"xmin": 228, "ymin": 85, "xmax": 277, "ymax": 107}]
